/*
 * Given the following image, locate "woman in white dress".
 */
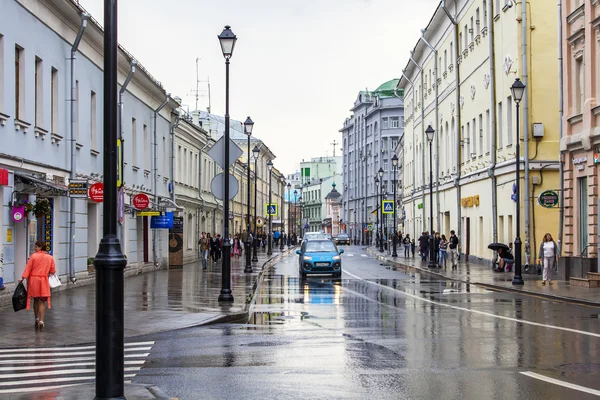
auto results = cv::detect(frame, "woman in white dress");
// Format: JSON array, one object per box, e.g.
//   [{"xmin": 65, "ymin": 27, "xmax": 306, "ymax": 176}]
[{"xmin": 537, "ymin": 233, "xmax": 559, "ymax": 285}]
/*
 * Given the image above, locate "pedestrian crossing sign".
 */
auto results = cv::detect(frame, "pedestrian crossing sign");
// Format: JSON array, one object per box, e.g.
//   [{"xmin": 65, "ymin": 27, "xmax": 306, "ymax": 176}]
[
  {"xmin": 266, "ymin": 204, "xmax": 278, "ymax": 216},
  {"xmin": 382, "ymin": 200, "xmax": 394, "ymax": 214}
]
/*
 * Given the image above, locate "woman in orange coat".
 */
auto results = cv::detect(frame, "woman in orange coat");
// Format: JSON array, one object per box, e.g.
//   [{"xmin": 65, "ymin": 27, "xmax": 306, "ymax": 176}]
[{"xmin": 19, "ymin": 240, "xmax": 56, "ymax": 329}]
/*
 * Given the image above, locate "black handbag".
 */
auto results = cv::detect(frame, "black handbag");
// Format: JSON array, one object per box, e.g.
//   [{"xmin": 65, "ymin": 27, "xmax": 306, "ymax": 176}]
[
  {"xmin": 536, "ymin": 264, "xmax": 543, "ymax": 275},
  {"xmin": 12, "ymin": 281, "xmax": 27, "ymax": 312}
]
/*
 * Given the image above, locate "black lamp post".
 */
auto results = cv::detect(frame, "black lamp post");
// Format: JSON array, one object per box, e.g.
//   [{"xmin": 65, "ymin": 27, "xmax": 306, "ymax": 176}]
[
  {"xmin": 511, "ymin": 78, "xmax": 526, "ymax": 285},
  {"xmin": 361, "ymin": 199, "xmax": 365, "ymax": 245},
  {"xmin": 243, "ymin": 116, "xmax": 254, "ymax": 273},
  {"xmin": 294, "ymin": 189, "xmax": 298, "ymax": 239},
  {"xmin": 378, "ymin": 167, "xmax": 384, "ymax": 252},
  {"xmin": 375, "ymin": 176, "xmax": 380, "ymax": 250},
  {"xmin": 287, "ymin": 183, "xmax": 291, "ymax": 246},
  {"xmin": 392, "ymin": 154, "xmax": 399, "ymax": 257},
  {"xmin": 95, "ymin": 1, "xmax": 128, "ymax": 397},
  {"xmin": 252, "ymin": 145, "xmax": 259, "ymax": 262},
  {"xmin": 299, "ymin": 197, "xmax": 304, "ymax": 238},
  {"xmin": 217, "ymin": 25, "xmax": 237, "ymax": 302},
  {"xmin": 280, "ymin": 180, "xmax": 285, "ymax": 251},
  {"xmin": 425, "ymin": 125, "xmax": 437, "ymax": 268},
  {"xmin": 267, "ymin": 160, "xmax": 273, "ymax": 256}
]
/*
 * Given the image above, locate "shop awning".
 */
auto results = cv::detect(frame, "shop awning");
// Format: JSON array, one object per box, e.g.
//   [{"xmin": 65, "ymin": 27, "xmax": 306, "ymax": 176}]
[{"xmin": 14, "ymin": 171, "xmax": 68, "ymax": 196}]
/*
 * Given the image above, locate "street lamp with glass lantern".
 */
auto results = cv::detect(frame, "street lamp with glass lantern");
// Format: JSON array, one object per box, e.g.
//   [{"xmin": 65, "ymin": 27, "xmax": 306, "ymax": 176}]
[
  {"xmin": 293, "ymin": 189, "xmax": 298, "ymax": 240},
  {"xmin": 280, "ymin": 180, "xmax": 285, "ymax": 251},
  {"xmin": 252, "ymin": 145, "xmax": 260, "ymax": 262},
  {"xmin": 243, "ymin": 116, "xmax": 254, "ymax": 273},
  {"xmin": 217, "ymin": 25, "xmax": 237, "ymax": 302},
  {"xmin": 511, "ymin": 78, "xmax": 526, "ymax": 285},
  {"xmin": 267, "ymin": 160, "xmax": 274, "ymax": 255},
  {"xmin": 375, "ymin": 176, "xmax": 380, "ymax": 250},
  {"xmin": 426, "ymin": 125, "xmax": 437, "ymax": 268},
  {"xmin": 392, "ymin": 154, "xmax": 399, "ymax": 257},
  {"xmin": 378, "ymin": 167, "xmax": 384, "ymax": 252},
  {"xmin": 299, "ymin": 197, "xmax": 304, "ymax": 238}
]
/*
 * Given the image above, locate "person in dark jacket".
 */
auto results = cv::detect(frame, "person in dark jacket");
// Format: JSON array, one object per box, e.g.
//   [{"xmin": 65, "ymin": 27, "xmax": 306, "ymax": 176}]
[{"xmin": 419, "ymin": 232, "xmax": 429, "ymax": 261}]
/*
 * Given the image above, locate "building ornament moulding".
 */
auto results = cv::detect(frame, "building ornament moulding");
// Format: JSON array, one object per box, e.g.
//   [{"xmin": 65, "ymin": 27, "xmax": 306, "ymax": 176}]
[
  {"xmin": 450, "ymin": 102, "xmax": 455, "ymax": 113},
  {"xmin": 470, "ymin": 84, "xmax": 476, "ymax": 100},
  {"xmin": 483, "ymin": 73, "xmax": 491, "ymax": 89},
  {"xmin": 0, "ymin": 112, "xmax": 9, "ymax": 126},
  {"xmin": 503, "ymin": 55, "xmax": 513, "ymax": 75},
  {"xmin": 448, "ymin": 63, "xmax": 454, "ymax": 72},
  {"xmin": 14, "ymin": 119, "xmax": 31, "ymax": 133},
  {"xmin": 566, "ymin": 4, "xmax": 585, "ymax": 25},
  {"xmin": 592, "ymin": 16, "xmax": 600, "ymax": 41},
  {"xmin": 481, "ymin": 27, "xmax": 488, "ymax": 37},
  {"xmin": 459, "ymin": 96, "xmax": 465, "ymax": 109},
  {"xmin": 568, "ymin": 28, "xmax": 585, "ymax": 56}
]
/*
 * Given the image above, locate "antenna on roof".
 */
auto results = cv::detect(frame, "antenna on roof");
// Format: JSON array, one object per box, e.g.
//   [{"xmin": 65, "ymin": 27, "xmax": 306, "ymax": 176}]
[
  {"xmin": 188, "ymin": 58, "xmax": 211, "ymax": 112},
  {"xmin": 331, "ymin": 139, "xmax": 339, "ymax": 157}
]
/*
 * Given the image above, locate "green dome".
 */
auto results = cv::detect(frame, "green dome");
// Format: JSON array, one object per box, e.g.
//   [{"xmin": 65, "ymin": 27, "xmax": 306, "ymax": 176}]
[{"xmin": 373, "ymin": 79, "xmax": 400, "ymax": 97}]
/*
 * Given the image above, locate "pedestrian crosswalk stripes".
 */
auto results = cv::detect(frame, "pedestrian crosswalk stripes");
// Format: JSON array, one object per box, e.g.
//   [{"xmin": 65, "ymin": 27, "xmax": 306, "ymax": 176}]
[{"xmin": 0, "ymin": 340, "xmax": 154, "ymax": 394}]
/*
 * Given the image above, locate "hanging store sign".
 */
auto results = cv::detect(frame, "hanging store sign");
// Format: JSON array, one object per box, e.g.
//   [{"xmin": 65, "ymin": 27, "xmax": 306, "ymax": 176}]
[
  {"xmin": 151, "ymin": 212, "xmax": 173, "ymax": 229},
  {"xmin": 133, "ymin": 193, "xmax": 150, "ymax": 210},
  {"xmin": 538, "ymin": 190, "xmax": 559, "ymax": 208},
  {"xmin": 12, "ymin": 205, "xmax": 25, "ymax": 222},
  {"xmin": 137, "ymin": 211, "xmax": 161, "ymax": 217},
  {"xmin": 89, "ymin": 182, "xmax": 104, "ymax": 203},
  {"xmin": 69, "ymin": 179, "xmax": 88, "ymax": 198}
]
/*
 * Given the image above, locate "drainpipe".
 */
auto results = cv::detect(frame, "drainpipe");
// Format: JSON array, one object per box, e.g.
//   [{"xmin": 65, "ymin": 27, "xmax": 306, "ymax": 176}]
[
  {"xmin": 68, "ymin": 11, "xmax": 89, "ymax": 284},
  {"xmin": 522, "ymin": 0, "xmax": 531, "ymax": 266},
  {"xmin": 485, "ymin": 0, "xmax": 499, "ymax": 254},
  {"xmin": 441, "ymin": 0, "xmax": 462, "ymax": 246},
  {"xmin": 170, "ymin": 116, "xmax": 181, "ymax": 203},
  {"xmin": 557, "ymin": 0, "xmax": 564, "ymax": 256},
  {"xmin": 117, "ymin": 59, "xmax": 136, "ymax": 247},
  {"xmin": 420, "ymin": 31, "xmax": 440, "ymax": 233},
  {"xmin": 400, "ymin": 72, "xmax": 416, "ymax": 238},
  {"xmin": 408, "ymin": 52, "xmax": 426, "ymax": 232},
  {"xmin": 152, "ymin": 94, "xmax": 169, "ymax": 267}
]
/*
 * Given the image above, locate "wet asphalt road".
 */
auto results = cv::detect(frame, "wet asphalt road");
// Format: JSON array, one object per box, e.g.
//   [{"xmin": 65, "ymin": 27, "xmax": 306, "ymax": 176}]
[{"xmin": 133, "ymin": 246, "xmax": 600, "ymax": 400}]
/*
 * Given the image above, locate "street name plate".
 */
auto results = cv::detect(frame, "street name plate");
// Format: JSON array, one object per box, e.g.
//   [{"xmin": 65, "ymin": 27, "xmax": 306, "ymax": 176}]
[{"xmin": 207, "ymin": 136, "xmax": 243, "ymax": 170}]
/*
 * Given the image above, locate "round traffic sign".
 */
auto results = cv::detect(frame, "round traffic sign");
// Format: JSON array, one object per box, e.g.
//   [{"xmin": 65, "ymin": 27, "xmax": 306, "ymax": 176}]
[
  {"xmin": 89, "ymin": 183, "xmax": 104, "ymax": 203},
  {"xmin": 133, "ymin": 193, "xmax": 150, "ymax": 210}
]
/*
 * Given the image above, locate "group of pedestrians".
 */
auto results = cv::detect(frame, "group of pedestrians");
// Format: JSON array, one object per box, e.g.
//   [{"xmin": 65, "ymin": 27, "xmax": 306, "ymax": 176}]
[{"xmin": 394, "ymin": 230, "xmax": 461, "ymax": 269}]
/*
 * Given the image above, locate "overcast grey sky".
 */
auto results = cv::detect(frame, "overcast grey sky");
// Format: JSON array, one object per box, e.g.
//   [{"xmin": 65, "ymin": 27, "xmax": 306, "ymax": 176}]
[{"xmin": 78, "ymin": 0, "xmax": 438, "ymax": 175}]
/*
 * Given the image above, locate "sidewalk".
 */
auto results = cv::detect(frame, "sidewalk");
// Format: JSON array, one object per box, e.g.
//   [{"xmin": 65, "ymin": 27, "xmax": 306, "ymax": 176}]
[
  {"xmin": 368, "ymin": 247, "xmax": 600, "ymax": 307},
  {"xmin": 0, "ymin": 246, "xmax": 294, "ymax": 348}
]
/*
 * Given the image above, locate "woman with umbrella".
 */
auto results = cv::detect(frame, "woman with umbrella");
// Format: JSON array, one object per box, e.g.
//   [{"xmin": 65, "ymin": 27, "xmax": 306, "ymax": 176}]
[{"xmin": 489, "ymin": 242, "xmax": 513, "ymax": 272}]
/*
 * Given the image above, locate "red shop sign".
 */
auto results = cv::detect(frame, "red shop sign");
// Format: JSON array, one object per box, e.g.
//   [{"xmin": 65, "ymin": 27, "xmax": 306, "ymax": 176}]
[
  {"xmin": 89, "ymin": 183, "xmax": 104, "ymax": 203},
  {"xmin": 133, "ymin": 193, "xmax": 150, "ymax": 210}
]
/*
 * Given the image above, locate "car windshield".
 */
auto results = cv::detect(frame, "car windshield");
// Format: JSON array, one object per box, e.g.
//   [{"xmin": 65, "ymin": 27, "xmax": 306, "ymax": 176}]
[
  {"xmin": 305, "ymin": 241, "xmax": 337, "ymax": 253},
  {"xmin": 337, "ymin": 234, "xmax": 348, "ymax": 238}
]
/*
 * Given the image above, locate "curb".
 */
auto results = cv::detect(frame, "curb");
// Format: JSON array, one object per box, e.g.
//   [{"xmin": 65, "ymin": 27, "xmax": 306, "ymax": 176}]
[
  {"xmin": 146, "ymin": 384, "xmax": 175, "ymax": 400},
  {"xmin": 366, "ymin": 247, "xmax": 600, "ymax": 308}
]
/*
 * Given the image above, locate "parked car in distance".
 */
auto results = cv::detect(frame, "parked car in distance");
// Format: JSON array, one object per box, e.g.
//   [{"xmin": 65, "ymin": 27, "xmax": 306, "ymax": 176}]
[
  {"xmin": 334, "ymin": 233, "xmax": 351, "ymax": 245},
  {"xmin": 296, "ymin": 239, "xmax": 344, "ymax": 277},
  {"xmin": 301, "ymin": 232, "xmax": 331, "ymax": 242}
]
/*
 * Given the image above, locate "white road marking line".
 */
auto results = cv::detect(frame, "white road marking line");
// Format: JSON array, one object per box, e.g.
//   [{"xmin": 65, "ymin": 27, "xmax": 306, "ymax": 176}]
[
  {"xmin": 0, "ymin": 354, "xmax": 148, "ymax": 364},
  {"xmin": 0, "ymin": 366, "xmax": 141, "ymax": 379},
  {"xmin": 346, "ymin": 254, "xmax": 355, "ymax": 257},
  {"xmin": 343, "ymin": 270, "xmax": 600, "ymax": 338},
  {"xmin": 0, "ymin": 360, "xmax": 145, "ymax": 371},
  {"xmin": 0, "ymin": 341, "xmax": 155, "ymax": 353},
  {"xmin": 360, "ymin": 254, "xmax": 368, "ymax": 257},
  {"xmin": 0, "ymin": 348, "xmax": 151, "ymax": 358},
  {"xmin": 0, "ymin": 373, "xmax": 135, "ymax": 387},
  {"xmin": 0, "ymin": 382, "xmax": 84, "ymax": 395},
  {"xmin": 520, "ymin": 372, "xmax": 600, "ymax": 396}
]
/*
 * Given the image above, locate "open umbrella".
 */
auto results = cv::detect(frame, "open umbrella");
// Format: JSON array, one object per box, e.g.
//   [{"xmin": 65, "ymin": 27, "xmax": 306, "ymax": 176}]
[{"xmin": 488, "ymin": 242, "xmax": 509, "ymax": 252}]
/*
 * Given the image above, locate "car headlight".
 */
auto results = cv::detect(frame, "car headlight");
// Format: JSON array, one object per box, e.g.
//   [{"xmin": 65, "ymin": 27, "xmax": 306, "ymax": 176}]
[
  {"xmin": 303, "ymin": 255, "xmax": 312, "ymax": 261},
  {"xmin": 332, "ymin": 255, "xmax": 341, "ymax": 260}
]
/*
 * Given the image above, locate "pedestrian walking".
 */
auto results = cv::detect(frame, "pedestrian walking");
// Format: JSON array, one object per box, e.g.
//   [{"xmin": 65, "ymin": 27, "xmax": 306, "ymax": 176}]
[
  {"xmin": 538, "ymin": 232, "xmax": 559, "ymax": 285},
  {"xmin": 232, "ymin": 235, "xmax": 241, "ymax": 258},
  {"xmin": 19, "ymin": 240, "xmax": 56, "ymax": 330},
  {"xmin": 439, "ymin": 234, "xmax": 448, "ymax": 268},
  {"xmin": 434, "ymin": 232, "xmax": 441, "ymax": 266},
  {"xmin": 419, "ymin": 232, "xmax": 429, "ymax": 261},
  {"xmin": 403, "ymin": 234, "xmax": 411, "ymax": 257},
  {"xmin": 410, "ymin": 239, "xmax": 416, "ymax": 257},
  {"xmin": 449, "ymin": 230, "xmax": 460, "ymax": 269},
  {"xmin": 199, "ymin": 232, "xmax": 209, "ymax": 270}
]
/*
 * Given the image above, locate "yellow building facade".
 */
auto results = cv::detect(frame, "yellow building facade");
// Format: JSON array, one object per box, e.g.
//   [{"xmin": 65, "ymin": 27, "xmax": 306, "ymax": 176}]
[{"xmin": 398, "ymin": 0, "xmax": 559, "ymax": 265}]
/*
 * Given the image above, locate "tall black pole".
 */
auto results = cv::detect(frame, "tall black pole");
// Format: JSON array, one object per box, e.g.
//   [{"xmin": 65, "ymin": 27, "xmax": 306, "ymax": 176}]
[
  {"xmin": 428, "ymin": 138, "xmax": 436, "ymax": 268},
  {"xmin": 218, "ymin": 55, "xmax": 233, "ymax": 302},
  {"xmin": 363, "ymin": 156, "xmax": 368, "ymax": 245},
  {"xmin": 252, "ymin": 157, "xmax": 258, "ymax": 262},
  {"xmin": 280, "ymin": 182, "xmax": 284, "ymax": 250},
  {"xmin": 95, "ymin": 0, "xmax": 127, "ymax": 398},
  {"xmin": 379, "ymin": 182, "xmax": 384, "ymax": 252},
  {"xmin": 267, "ymin": 170, "xmax": 273, "ymax": 255},
  {"xmin": 287, "ymin": 186, "xmax": 291, "ymax": 246},
  {"xmin": 244, "ymin": 134, "xmax": 252, "ymax": 272},
  {"xmin": 392, "ymin": 164, "xmax": 398, "ymax": 257},
  {"xmin": 294, "ymin": 195, "xmax": 297, "ymax": 238},
  {"xmin": 513, "ymin": 101, "xmax": 524, "ymax": 284}
]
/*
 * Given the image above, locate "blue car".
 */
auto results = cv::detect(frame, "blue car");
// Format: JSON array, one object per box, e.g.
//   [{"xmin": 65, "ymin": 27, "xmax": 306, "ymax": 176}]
[{"xmin": 296, "ymin": 239, "xmax": 344, "ymax": 277}]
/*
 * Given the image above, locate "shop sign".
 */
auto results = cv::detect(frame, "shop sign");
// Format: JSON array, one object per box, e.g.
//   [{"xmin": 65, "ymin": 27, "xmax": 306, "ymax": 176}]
[
  {"xmin": 461, "ymin": 195, "xmax": 480, "ymax": 208},
  {"xmin": 6, "ymin": 228, "xmax": 12, "ymax": 243},
  {"xmin": 151, "ymin": 212, "xmax": 173, "ymax": 229},
  {"xmin": 89, "ymin": 183, "xmax": 104, "ymax": 203},
  {"xmin": 594, "ymin": 149, "xmax": 600, "ymax": 164},
  {"xmin": 12, "ymin": 205, "xmax": 25, "ymax": 222},
  {"xmin": 133, "ymin": 193, "xmax": 150, "ymax": 210},
  {"xmin": 69, "ymin": 179, "xmax": 88, "ymax": 198},
  {"xmin": 538, "ymin": 190, "xmax": 559, "ymax": 208},
  {"xmin": 137, "ymin": 211, "xmax": 161, "ymax": 217},
  {"xmin": 573, "ymin": 156, "xmax": 587, "ymax": 171}
]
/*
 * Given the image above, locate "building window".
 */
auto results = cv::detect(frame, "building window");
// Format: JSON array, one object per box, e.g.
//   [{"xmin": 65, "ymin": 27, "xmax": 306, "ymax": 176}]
[
  {"xmin": 579, "ymin": 176, "xmax": 588, "ymax": 254},
  {"xmin": 132, "ymin": 117, "xmax": 137, "ymax": 166},
  {"xmin": 143, "ymin": 124, "xmax": 149, "ymax": 171},
  {"xmin": 15, "ymin": 45, "xmax": 25, "ymax": 120},
  {"xmin": 485, "ymin": 109, "xmax": 490, "ymax": 154},
  {"xmin": 382, "ymin": 118, "xmax": 389, "ymax": 129},
  {"xmin": 506, "ymin": 96, "xmax": 513, "ymax": 145},
  {"xmin": 34, "ymin": 57, "xmax": 43, "ymax": 127},
  {"xmin": 459, "ymin": 33, "xmax": 463, "ymax": 52},
  {"xmin": 498, "ymin": 101, "xmax": 503, "ymax": 148},
  {"xmin": 575, "ymin": 57, "xmax": 584, "ymax": 114},
  {"xmin": 483, "ymin": 1, "xmax": 488, "ymax": 28},
  {"xmin": 183, "ymin": 148, "xmax": 187, "ymax": 184},
  {"xmin": 51, "ymin": 67, "xmax": 58, "ymax": 134},
  {"xmin": 90, "ymin": 91, "xmax": 97, "ymax": 149},
  {"xmin": 470, "ymin": 17, "xmax": 474, "ymax": 43},
  {"xmin": 444, "ymin": 50, "xmax": 447, "ymax": 71},
  {"xmin": 163, "ymin": 137, "xmax": 167, "ymax": 179},
  {"xmin": 0, "ymin": 34, "xmax": 4, "ymax": 111},
  {"xmin": 479, "ymin": 113, "xmax": 483, "ymax": 155},
  {"xmin": 177, "ymin": 145, "xmax": 182, "ymax": 182},
  {"xmin": 495, "ymin": 0, "xmax": 500, "ymax": 15},
  {"xmin": 464, "ymin": 25, "xmax": 468, "ymax": 49},
  {"xmin": 400, "ymin": 116, "xmax": 405, "ymax": 128},
  {"xmin": 391, "ymin": 117, "xmax": 399, "ymax": 128},
  {"xmin": 461, "ymin": 125, "xmax": 465, "ymax": 163},
  {"xmin": 476, "ymin": 8, "xmax": 480, "ymax": 31},
  {"xmin": 472, "ymin": 118, "xmax": 477, "ymax": 157},
  {"xmin": 466, "ymin": 122, "xmax": 470, "ymax": 160}
]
